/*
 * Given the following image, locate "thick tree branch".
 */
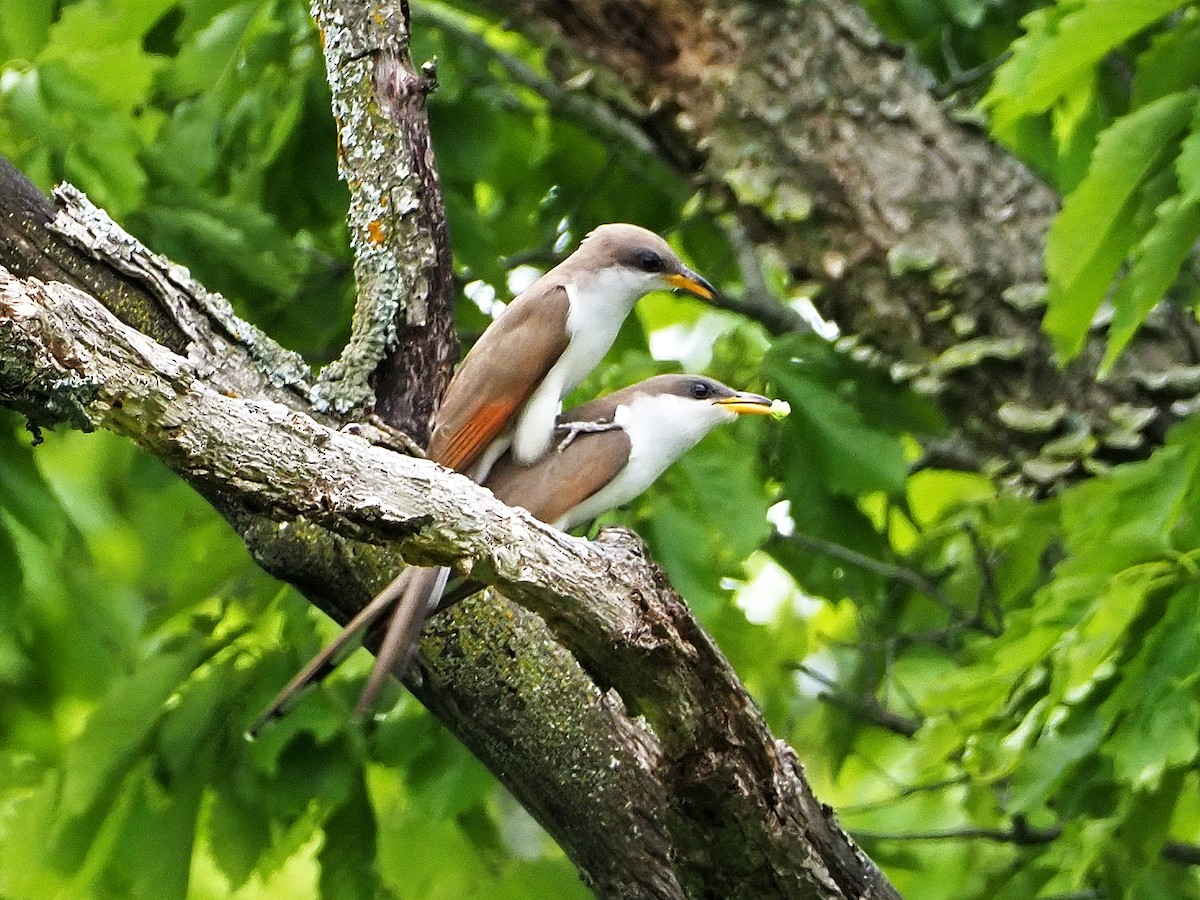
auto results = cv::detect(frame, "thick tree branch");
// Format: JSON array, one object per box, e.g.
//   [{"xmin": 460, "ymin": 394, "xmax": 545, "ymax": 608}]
[{"xmin": 0, "ymin": 203, "xmax": 898, "ymax": 895}]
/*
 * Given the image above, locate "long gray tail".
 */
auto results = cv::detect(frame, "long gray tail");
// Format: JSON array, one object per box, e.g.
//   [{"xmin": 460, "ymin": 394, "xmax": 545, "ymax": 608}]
[
  {"xmin": 247, "ymin": 569, "xmax": 411, "ymax": 736},
  {"xmin": 354, "ymin": 565, "xmax": 449, "ymax": 717}
]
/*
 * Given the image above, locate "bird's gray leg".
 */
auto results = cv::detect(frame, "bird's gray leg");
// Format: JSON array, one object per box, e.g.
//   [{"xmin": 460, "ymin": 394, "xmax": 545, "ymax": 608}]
[{"xmin": 555, "ymin": 419, "xmax": 621, "ymax": 451}]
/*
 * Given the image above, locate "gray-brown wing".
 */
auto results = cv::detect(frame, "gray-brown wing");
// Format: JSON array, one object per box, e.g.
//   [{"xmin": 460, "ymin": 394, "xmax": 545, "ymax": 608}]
[
  {"xmin": 425, "ymin": 283, "xmax": 570, "ymax": 472},
  {"xmin": 483, "ymin": 425, "xmax": 632, "ymax": 527}
]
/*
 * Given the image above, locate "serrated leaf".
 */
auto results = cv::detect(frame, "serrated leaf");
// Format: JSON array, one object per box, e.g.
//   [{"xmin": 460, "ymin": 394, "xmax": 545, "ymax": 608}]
[
  {"xmin": 1060, "ymin": 443, "xmax": 1196, "ymax": 571},
  {"xmin": 774, "ymin": 371, "xmax": 908, "ymax": 497},
  {"xmin": 647, "ymin": 502, "xmax": 731, "ymax": 616},
  {"xmin": 1058, "ymin": 562, "xmax": 1171, "ymax": 702},
  {"xmin": 1177, "ymin": 109, "xmax": 1200, "ymax": 203},
  {"xmin": 1101, "ymin": 193, "xmax": 1200, "ymax": 373},
  {"xmin": 318, "ymin": 773, "xmax": 381, "ymax": 900},
  {"xmin": 767, "ymin": 473, "xmax": 886, "ymax": 603},
  {"xmin": 156, "ymin": 659, "xmax": 235, "ymax": 778},
  {"xmin": 160, "ymin": 2, "xmax": 258, "ymax": 100},
  {"xmin": 1043, "ymin": 92, "xmax": 1197, "ymax": 360},
  {"xmin": 1131, "ymin": 8, "xmax": 1200, "ymax": 105},
  {"xmin": 1105, "ymin": 584, "xmax": 1200, "ymax": 788},
  {"xmin": 206, "ymin": 785, "xmax": 274, "ymax": 889},
  {"xmin": 988, "ymin": 0, "xmax": 1185, "ymax": 127},
  {"xmin": 40, "ymin": 0, "xmax": 172, "ymax": 124},
  {"xmin": 98, "ymin": 765, "xmax": 203, "ymax": 900},
  {"xmin": 668, "ymin": 429, "xmax": 772, "ymax": 561},
  {"xmin": 58, "ymin": 639, "xmax": 207, "ymax": 821},
  {"xmin": 1008, "ymin": 710, "xmax": 1106, "ymax": 813}
]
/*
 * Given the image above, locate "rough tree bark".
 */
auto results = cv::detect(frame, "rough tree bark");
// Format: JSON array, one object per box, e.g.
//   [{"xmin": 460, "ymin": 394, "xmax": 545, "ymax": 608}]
[
  {"xmin": 0, "ymin": 181, "xmax": 896, "ymax": 899},
  {"xmin": 0, "ymin": 0, "xmax": 901, "ymax": 896},
  {"xmin": 466, "ymin": 0, "xmax": 1200, "ymax": 489}
]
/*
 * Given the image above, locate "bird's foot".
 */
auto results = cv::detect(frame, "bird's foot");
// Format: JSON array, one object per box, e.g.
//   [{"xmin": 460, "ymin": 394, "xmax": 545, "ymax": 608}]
[
  {"xmin": 554, "ymin": 419, "xmax": 621, "ymax": 451},
  {"xmin": 341, "ymin": 416, "xmax": 426, "ymax": 457}
]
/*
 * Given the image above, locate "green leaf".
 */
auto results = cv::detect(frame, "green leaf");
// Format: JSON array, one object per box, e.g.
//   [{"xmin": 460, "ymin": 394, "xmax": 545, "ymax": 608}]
[
  {"xmin": 156, "ymin": 659, "xmax": 235, "ymax": 779},
  {"xmin": 0, "ymin": 0, "xmax": 53, "ymax": 60},
  {"xmin": 774, "ymin": 371, "xmax": 908, "ymax": 497},
  {"xmin": 662, "ymin": 429, "xmax": 772, "ymax": 561},
  {"xmin": 986, "ymin": 5, "xmax": 1061, "ymax": 137},
  {"xmin": 206, "ymin": 784, "xmax": 274, "ymax": 889},
  {"xmin": 1043, "ymin": 92, "xmax": 1197, "ymax": 360},
  {"xmin": 1057, "ymin": 563, "xmax": 1170, "ymax": 702},
  {"xmin": 159, "ymin": 2, "xmax": 258, "ymax": 100},
  {"xmin": 97, "ymin": 765, "xmax": 204, "ymax": 900},
  {"xmin": 0, "ymin": 519, "xmax": 31, "ymax": 686},
  {"xmin": 491, "ymin": 859, "xmax": 591, "ymax": 900},
  {"xmin": 1104, "ymin": 584, "xmax": 1200, "ymax": 788},
  {"xmin": 58, "ymin": 638, "xmax": 208, "ymax": 822},
  {"xmin": 1177, "ymin": 110, "xmax": 1200, "ymax": 203},
  {"xmin": 0, "ymin": 421, "xmax": 67, "ymax": 543},
  {"xmin": 1059, "ymin": 443, "xmax": 1196, "ymax": 572},
  {"xmin": 39, "ymin": 0, "xmax": 173, "ymax": 124},
  {"xmin": 647, "ymin": 502, "xmax": 733, "ymax": 616},
  {"xmin": 1131, "ymin": 8, "xmax": 1200, "ymax": 106},
  {"xmin": 318, "ymin": 773, "xmax": 382, "ymax": 900},
  {"xmin": 988, "ymin": 0, "xmax": 1186, "ymax": 127},
  {"xmin": 1008, "ymin": 710, "xmax": 1107, "ymax": 814},
  {"xmin": 0, "ymin": 771, "xmax": 72, "ymax": 897},
  {"xmin": 1101, "ymin": 193, "xmax": 1200, "ymax": 373}
]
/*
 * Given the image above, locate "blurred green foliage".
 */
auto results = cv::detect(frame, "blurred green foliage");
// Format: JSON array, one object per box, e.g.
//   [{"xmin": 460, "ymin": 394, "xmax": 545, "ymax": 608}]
[{"xmin": 1, "ymin": 0, "xmax": 1199, "ymax": 898}]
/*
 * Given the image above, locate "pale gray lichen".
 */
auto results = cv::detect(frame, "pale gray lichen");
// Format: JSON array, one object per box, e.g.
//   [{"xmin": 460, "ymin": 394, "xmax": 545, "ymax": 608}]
[
  {"xmin": 1131, "ymin": 365, "xmax": 1200, "ymax": 393},
  {"xmin": 1098, "ymin": 428, "xmax": 1143, "ymax": 451},
  {"xmin": 723, "ymin": 162, "xmax": 813, "ymax": 222},
  {"xmin": 1041, "ymin": 425, "xmax": 1094, "ymax": 458},
  {"xmin": 1022, "ymin": 457, "xmax": 1077, "ymax": 484},
  {"xmin": 1001, "ymin": 282, "xmax": 1048, "ymax": 311},
  {"xmin": 886, "ymin": 240, "xmax": 940, "ymax": 277},
  {"xmin": 950, "ymin": 312, "xmax": 977, "ymax": 337},
  {"xmin": 889, "ymin": 360, "xmax": 923, "ymax": 382},
  {"xmin": 932, "ymin": 266, "xmax": 963, "ymax": 293},
  {"xmin": 996, "ymin": 401, "xmax": 1067, "ymax": 433},
  {"xmin": 1107, "ymin": 403, "xmax": 1158, "ymax": 433},
  {"xmin": 928, "ymin": 337, "xmax": 1025, "ymax": 374}
]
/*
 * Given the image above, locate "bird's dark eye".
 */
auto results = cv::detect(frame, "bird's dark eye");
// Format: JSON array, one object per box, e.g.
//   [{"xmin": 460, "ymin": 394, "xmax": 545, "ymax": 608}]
[
  {"xmin": 637, "ymin": 249, "xmax": 666, "ymax": 273},
  {"xmin": 690, "ymin": 381, "xmax": 711, "ymax": 399}
]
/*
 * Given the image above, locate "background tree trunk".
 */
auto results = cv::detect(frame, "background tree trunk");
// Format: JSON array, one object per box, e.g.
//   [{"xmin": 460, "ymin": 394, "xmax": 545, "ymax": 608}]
[{"xmin": 471, "ymin": 0, "xmax": 1200, "ymax": 488}]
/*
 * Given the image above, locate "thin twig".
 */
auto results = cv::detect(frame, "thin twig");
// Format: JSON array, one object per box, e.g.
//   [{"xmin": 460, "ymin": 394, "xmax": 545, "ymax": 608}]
[
  {"xmin": 791, "ymin": 663, "xmax": 922, "ymax": 737},
  {"xmin": 411, "ymin": 3, "xmax": 659, "ymax": 158},
  {"xmin": 853, "ymin": 820, "xmax": 1060, "ymax": 846},
  {"xmin": 778, "ymin": 530, "xmax": 962, "ymax": 618},
  {"xmin": 717, "ymin": 218, "xmax": 811, "ymax": 335},
  {"xmin": 839, "ymin": 775, "xmax": 970, "ymax": 813}
]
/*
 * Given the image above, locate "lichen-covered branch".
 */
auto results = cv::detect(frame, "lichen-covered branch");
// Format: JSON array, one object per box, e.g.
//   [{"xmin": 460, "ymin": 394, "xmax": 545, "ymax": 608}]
[
  {"xmin": 465, "ymin": 0, "xmax": 1200, "ymax": 489},
  {"xmin": 310, "ymin": 0, "xmax": 456, "ymax": 442},
  {"xmin": 0, "ymin": 253, "xmax": 898, "ymax": 898}
]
